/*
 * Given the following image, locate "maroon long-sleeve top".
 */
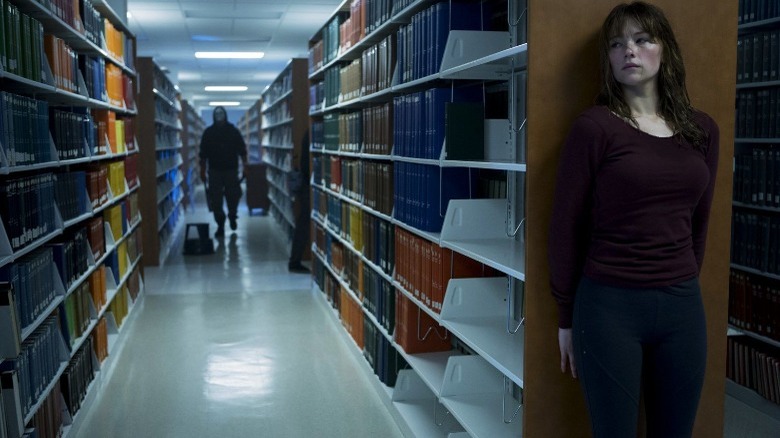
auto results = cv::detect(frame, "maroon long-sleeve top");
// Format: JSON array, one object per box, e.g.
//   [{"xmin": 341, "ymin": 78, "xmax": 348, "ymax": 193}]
[{"xmin": 548, "ymin": 105, "xmax": 720, "ymax": 328}]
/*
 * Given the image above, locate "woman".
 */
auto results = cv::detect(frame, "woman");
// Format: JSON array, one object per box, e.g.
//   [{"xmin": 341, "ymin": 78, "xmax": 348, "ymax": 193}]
[{"xmin": 548, "ymin": 2, "xmax": 719, "ymax": 437}]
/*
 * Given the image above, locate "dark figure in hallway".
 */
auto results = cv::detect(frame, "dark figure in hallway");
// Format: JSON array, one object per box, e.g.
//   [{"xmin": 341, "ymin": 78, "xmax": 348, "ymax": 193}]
[
  {"xmin": 288, "ymin": 131, "xmax": 310, "ymax": 272},
  {"xmin": 199, "ymin": 106, "xmax": 248, "ymax": 237}
]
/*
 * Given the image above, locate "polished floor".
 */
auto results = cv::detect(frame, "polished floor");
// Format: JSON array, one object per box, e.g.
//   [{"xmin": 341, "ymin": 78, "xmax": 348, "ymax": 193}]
[{"xmin": 76, "ymin": 194, "xmax": 404, "ymax": 438}]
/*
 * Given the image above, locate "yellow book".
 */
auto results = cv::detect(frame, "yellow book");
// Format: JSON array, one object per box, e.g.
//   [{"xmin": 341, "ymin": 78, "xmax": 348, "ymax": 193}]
[
  {"xmin": 115, "ymin": 120, "xmax": 125, "ymax": 153},
  {"xmin": 117, "ymin": 241, "xmax": 128, "ymax": 279}
]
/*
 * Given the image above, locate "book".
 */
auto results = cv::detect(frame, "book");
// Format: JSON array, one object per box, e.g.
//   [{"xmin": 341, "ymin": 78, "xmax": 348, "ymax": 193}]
[{"xmin": 0, "ymin": 283, "xmax": 20, "ymax": 359}]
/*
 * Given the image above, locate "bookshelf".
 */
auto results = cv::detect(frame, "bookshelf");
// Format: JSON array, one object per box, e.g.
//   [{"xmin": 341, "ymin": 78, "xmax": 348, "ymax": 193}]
[
  {"xmin": 261, "ymin": 59, "xmax": 309, "ymax": 241},
  {"xmin": 136, "ymin": 57, "xmax": 184, "ymax": 267},
  {"xmin": 307, "ymin": 0, "xmax": 737, "ymax": 437},
  {"xmin": 238, "ymin": 99, "xmax": 262, "ymax": 164},
  {"xmin": 0, "ymin": 1, "xmax": 145, "ymax": 437},
  {"xmin": 180, "ymin": 100, "xmax": 205, "ymax": 211},
  {"xmin": 727, "ymin": 0, "xmax": 780, "ymax": 419}
]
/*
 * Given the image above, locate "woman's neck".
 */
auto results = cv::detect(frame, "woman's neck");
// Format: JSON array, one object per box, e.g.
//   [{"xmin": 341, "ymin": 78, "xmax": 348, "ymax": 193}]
[{"xmin": 623, "ymin": 83, "xmax": 660, "ymax": 118}]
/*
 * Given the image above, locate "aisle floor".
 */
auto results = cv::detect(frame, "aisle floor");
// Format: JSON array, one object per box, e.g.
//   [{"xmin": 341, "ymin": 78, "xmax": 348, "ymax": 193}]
[{"xmin": 76, "ymin": 195, "xmax": 404, "ymax": 438}]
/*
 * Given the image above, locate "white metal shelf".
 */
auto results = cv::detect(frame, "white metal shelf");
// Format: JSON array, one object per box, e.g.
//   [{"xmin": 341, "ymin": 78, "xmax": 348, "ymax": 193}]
[
  {"xmin": 262, "ymin": 118, "xmax": 294, "ymax": 130},
  {"xmin": 441, "ymin": 278, "xmax": 524, "ymax": 387},
  {"xmin": 261, "ymin": 89, "xmax": 293, "ymax": 112},
  {"xmin": 392, "ymin": 370, "xmax": 466, "ymax": 437},
  {"xmin": 725, "ymin": 379, "xmax": 780, "ymax": 423},
  {"xmin": 439, "ymin": 355, "xmax": 523, "ymax": 438},
  {"xmin": 728, "ymin": 324, "xmax": 780, "ymax": 349},
  {"xmin": 736, "ymin": 80, "xmax": 780, "ymax": 89},
  {"xmin": 441, "ymin": 199, "xmax": 525, "ymax": 280},
  {"xmin": 730, "ymin": 263, "xmax": 780, "ymax": 282},
  {"xmin": 732, "ymin": 201, "xmax": 780, "ymax": 213}
]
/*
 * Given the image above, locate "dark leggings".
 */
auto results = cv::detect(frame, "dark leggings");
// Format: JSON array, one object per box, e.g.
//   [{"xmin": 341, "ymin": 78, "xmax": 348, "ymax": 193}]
[
  {"xmin": 207, "ymin": 169, "xmax": 242, "ymax": 225},
  {"xmin": 572, "ymin": 276, "xmax": 707, "ymax": 438}
]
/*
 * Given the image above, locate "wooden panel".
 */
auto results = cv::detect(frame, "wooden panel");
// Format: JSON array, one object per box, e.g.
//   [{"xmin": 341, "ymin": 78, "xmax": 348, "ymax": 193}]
[
  {"xmin": 524, "ymin": 1, "xmax": 737, "ymax": 437},
  {"xmin": 136, "ymin": 57, "xmax": 161, "ymax": 266}
]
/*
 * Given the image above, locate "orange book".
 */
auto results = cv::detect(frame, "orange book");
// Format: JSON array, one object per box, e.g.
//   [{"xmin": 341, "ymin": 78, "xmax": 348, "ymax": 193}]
[
  {"xmin": 396, "ymin": 292, "xmax": 450, "ymax": 354},
  {"xmin": 430, "ymin": 244, "xmax": 443, "ymax": 312},
  {"xmin": 421, "ymin": 240, "xmax": 432, "ymax": 309},
  {"xmin": 43, "ymin": 35, "xmax": 60, "ymax": 88}
]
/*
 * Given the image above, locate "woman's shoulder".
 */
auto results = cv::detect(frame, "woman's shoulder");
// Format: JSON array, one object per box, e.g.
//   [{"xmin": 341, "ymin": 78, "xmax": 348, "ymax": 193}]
[
  {"xmin": 691, "ymin": 109, "xmax": 719, "ymax": 133},
  {"xmin": 569, "ymin": 105, "xmax": 618, "ymax": 134}
]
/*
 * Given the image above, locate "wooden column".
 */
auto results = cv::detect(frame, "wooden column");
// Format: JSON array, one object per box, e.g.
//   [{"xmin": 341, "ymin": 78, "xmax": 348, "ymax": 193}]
[{"xmin": 524, "ymin": 1, "xmax": 737, "ymax": 436}]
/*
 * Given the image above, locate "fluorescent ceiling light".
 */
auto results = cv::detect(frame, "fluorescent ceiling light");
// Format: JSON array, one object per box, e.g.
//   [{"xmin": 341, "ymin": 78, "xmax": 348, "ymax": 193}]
[
  {"xmin": 127, "ymin": 11, "xmax": 132, "ymax": 19},
  {"xmin": 205, "ymin": 86, "xmax": 248, "ymax": 92},
  {"xmin": 209, "ymin": 101, "xmax": 241, "ymax": 106},
  {"xmin": 195, "ymin": 52, "xmax": 265, "ymax": 59}
]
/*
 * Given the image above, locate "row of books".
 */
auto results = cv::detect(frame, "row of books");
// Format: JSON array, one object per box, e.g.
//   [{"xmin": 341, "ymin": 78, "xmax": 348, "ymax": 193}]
[
  {"xmin": 309, "ymin": 82, "xmax": 325, "ymax": 113},
  {"xmin": 320, "ymin": 113, "xmax": 339, "ymax": 150},
  {"xmin": 103, "ymin": 18, "xmax": 127, "ymax": 62},
  {"xmin": 336, "ymin": 112, "xmax": 363, "ymax": 153},
  {"xmin": 727, "ymin": 335, "xmax": 780, "ymax": 406},
  {"xmin": 1, "ymin": 2, "xmax": 45, "ymax": 83},
  {"xmin": 6, "ymin": 315, "xmax": 63, "ymax": 420},
  {"xmin": 262, "ymin": 125, "xmax": 292, "ymax": 147},
  {"xmin": 155, "ymin": 123, "xmax": 178, "ymax": 150},
  {"xmin": 60, "ymin": 280, "xmax": 92, "ymax": 348},
  {"xmin": 45, "ymin": 34, "xmax": 81, "ymax": 94},
  {"xmin": 60, "ymin": 336, "xmax": 96, "ymax": 418},
  {"xmin": 85, "ymin": 165, "xmax": 108, "ymax": 208},
  {"xmin": 106, "ymin": 161, "xmax": 125, "ymax": 198},
  {"xmin": 80, "ymin": 0, "xmax": 103, "ymax": 46},
  {"xmin": 320, "ymin": 157, "xmax": 394, "ymax": 217},
  {"xmin": 51, "ymin": 228, "xmax": 90, "ymax": 291},
  {"xmin": 735, "ymin": 89, "xmax": 780, "ymax": 139},
  {"xmin": 733, "ymin": 146, "xmax": 780, "ymax": 206},
  {"xmin": 338, "ymin": 282, "xmax": 365, "ymax": 349},
  {"xmin": 395, "ymin": 289, "xmax": 451, "ymax": 353},
  {"xmin": 729, "ymin": 270, "xmax": 780, "ymax": 341},
  {"xmin": 738, "ymin": 0, "xmax": 780, "ymax": 25},
  {"xmin": 364, "ymin": 312, "xmax": 406, "ymax": 387},
  {"xmin": 362, "ymin": 34, "xmax": 395, "ymax": 96},
  {"xmin": 54, "ymin": 172, "xmax": 89, "ymax": 222},
  {"xmin": 340, "ymin": 0, "xmax": 366, "ymax": 52},
  {"xmin": 94, "ymin": 110, "xmax": 131, "ymax": 154},
  {"xmin": 152, "ymin": 65, "xmax": 177, "ymax": 103},
  {"xmin": 397, "ymin": 1, "xmax": 488, "ymax": 83},
  {"xmin": 109, "ymin": 282, "xmax": 130, "ymax": 327},
  {"xmin": 361, "ymin": 261, "xmax": 395, "ymax": 334},
  {"xmin": 27, "ymin": 378, "xmax": 63, "ymax": 438},
  {"xmin": 92, "ymin": 316, "xmax": 108, "ymax": 363},
  {"xmin": 732, "ymin": 211, "xmax": 780, "ymax": 274},
  {"xmin": 0, "ymin": 92, "xmax": 51, "ymax": 167},
  {"xmin": 323, "ymin": 67, "xmax": 341, "ymax": 108},
  {"xmin": 81, "ymin": 55, "xmax": 106, "ymax": 101},
  {"xmin": 393, "ymin": 86, "xmax": 482, "ymax": 159},
  {"xmin": 261, "ymin": 101, "xmax": 292, "ymax": 127},
  {"xmin": 0, "ymin": 250, "xmax": 56, "ymax": 336},
  {"xmin": 395, "ymin": 227, "xmax": 497, "ymax": 313},
  {"xmin": 394, "ymin": 163, "xmax": 473, "ymax": 232},
  {"xmin": 736, "ymin": 31, "xmax": 779, "ymax": 84},
  {"xmin": 105, "ymin": 63, "xmax": 128, "ymax": 107},
  {"xmin": 340, "ymin": 58, "xmax": 362, "ymax": 103},
  {"xmin": 0, "ymin": 173, "xmax": 57, "ymax": 251},
  {"xmin": 86, "ymin": 216, "xmax": 103, "ymax": 261},
  {"xmin": 362, "ymin": 104, "xmax": 393, "ymax": 155},
  {"xmin": 322, "ymin": 14, "xmax": 346, "ymax": 66},
  {"xmin": 51, "ymin": 108, "xmax": 94, "ymax": 160}
]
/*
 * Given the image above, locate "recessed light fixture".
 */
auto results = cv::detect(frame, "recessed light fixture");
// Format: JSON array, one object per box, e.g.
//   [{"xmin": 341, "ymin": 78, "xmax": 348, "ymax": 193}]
[
  {"xmin": 209, "ymin": 101, "xmax": 241, "ymax": 106},
  {"xmin": 195, "ymin": 52, "xmax": 264, "ymax": 59},
  {"xmin": 205, "ymin": 86, "xmax": 248, "ymax": 92}
]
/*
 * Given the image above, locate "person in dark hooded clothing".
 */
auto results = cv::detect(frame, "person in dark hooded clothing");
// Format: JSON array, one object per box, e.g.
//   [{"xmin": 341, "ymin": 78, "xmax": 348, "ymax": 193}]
[{"xmin": 199, "ymin": 106, "xmax": 248, "ymax": 237}]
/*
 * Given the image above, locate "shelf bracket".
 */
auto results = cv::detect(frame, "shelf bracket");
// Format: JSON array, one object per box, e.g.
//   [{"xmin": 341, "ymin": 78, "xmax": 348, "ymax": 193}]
[
  {"xmin": 503, "ymin": 376, "xmax": 523, "ymax": 424},
  {"xmin": 433, "ymin": 399, "xmax": 452, "ymax": 427},
  {"xmin": 509, "ymin": 7, "xmax": 528, "ymax": 28},
  {"xmin": 506, "ymin": 277, "xmax": 525, "ymax": 334},
  {"xmin": 417, "ymin": 306, "xmax": 448, "ymax": 341}
]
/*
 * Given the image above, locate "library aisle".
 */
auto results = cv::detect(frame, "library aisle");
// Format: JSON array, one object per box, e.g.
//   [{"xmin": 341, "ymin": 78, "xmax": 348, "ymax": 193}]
[{"xmin": 74, "ymin": 189, "xmax": 403, "ymax": 438}]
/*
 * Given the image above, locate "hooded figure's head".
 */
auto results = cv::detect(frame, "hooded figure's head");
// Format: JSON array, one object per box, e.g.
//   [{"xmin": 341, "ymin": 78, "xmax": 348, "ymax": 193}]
[{"xmin": 213, "ymin": 106, "xmax": 227, "ymax": 125}]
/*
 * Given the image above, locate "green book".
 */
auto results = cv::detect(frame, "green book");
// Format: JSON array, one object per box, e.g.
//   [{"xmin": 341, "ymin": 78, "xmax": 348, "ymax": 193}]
[
  {"xmin": 445, "ymin": 102, "xmax": 485, "ymax": 161},
  {"xmin": 0, "ymin": 0, "xmax": 6, "ymax": 71},
  {"xmin": 20, "ymin": 12, "xmax": 29, "ymax": 80},
  {"xmin": 4, "ymin": 1, "xmax": 15, "ymax": 75}
]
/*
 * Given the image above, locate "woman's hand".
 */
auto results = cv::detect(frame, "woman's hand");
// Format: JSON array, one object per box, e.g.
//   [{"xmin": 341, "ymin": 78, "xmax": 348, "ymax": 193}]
[{"xmin": 559, "ymin": 328, "xmax": 578, "ymax": 379}]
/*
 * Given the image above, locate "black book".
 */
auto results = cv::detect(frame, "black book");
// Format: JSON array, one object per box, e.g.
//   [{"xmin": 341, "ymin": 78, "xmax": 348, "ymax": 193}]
[
  {"xmin": 762, "ymin": 31, "xmax": 771, "ymax": 82},
  {"xmin": 753, "ymin": 33, "xmax": 762, "ymax": 82}
]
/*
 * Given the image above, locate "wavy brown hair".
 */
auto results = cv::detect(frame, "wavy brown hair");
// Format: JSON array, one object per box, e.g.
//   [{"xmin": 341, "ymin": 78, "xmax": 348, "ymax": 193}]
[{"xmin": 595, "ymin": 1, "xmax": 707, "ymax": 151}]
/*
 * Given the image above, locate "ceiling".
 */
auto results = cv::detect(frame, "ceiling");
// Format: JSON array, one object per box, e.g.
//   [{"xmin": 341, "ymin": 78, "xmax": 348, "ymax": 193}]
[{"xmin": 126, "ymin": 0, "xmax": 342, "ymax": 112}]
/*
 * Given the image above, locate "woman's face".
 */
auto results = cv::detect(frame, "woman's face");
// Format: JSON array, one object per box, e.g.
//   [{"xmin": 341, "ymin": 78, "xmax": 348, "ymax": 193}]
[{"xmin": 608, "ymin": 19, "xmax": 662, "ymax": 90}]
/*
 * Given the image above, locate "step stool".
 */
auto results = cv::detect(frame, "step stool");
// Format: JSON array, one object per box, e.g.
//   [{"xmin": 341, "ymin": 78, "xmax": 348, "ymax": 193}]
[{"xmin": 183, "ymin": 223, "xmax": 214, "ymax": 255}]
